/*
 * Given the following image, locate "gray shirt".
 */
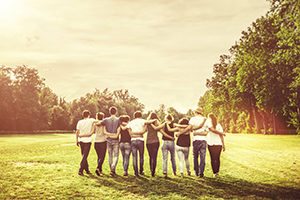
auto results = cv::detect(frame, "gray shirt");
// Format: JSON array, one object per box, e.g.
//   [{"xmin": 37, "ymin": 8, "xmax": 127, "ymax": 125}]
[{"xmin": 101, "ymin": 116, "xmax": 120, "ymax": 141}]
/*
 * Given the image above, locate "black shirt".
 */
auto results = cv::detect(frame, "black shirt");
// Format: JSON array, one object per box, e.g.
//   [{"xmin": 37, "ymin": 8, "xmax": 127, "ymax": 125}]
[
  {"xmin": 176, "ymin": 133, "xmax": 191, "ymax": 147},
  {"xmin": 162, "ymin": 122, "xmax": 175, "ymax": 141},
  {"xmin": 120, "ymin": 128, "xmax": 131, "ymax": 143}
]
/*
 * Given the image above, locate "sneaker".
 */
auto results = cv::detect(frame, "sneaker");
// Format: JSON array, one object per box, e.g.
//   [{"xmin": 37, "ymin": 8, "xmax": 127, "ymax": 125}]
[
  {"xmin": 173, "ymin": 172, "xmax": 177, "ymax": 176},
  {"xmin": 78, "ymin": 171, "xmax": 84, "ymax": 176},
  {"xmin": 86, "ymin": 170, "xmax": 91, "ymax": 174},
  {"xmin": 110, "ymin": 171, "xmax": 116, "ymax": 176},
  {"xmin": 123, "ymin": 172, "xmax": 128, "ymax": 176},
  {"xmin": 95, "ymin": 169, "xmax": 101, "ymax": 176},
  {"xmin": 213, "ymin": 173, "xmax": 219, "ymax": 178},
  {"xmin": 187, "ymin": 171, "xmax": 191, "ymax": 176},
  {"xmin": 163, "ymin": 173, "xmax": 168, "ymax": 178},
  {"xmin": 151, "ymin": 172, "xmax": 155, "ymax": 177},
  {"xmin": 140, "ymin": 172, "xmax": 145, "ymax": 175},
  {"xmin": 180, "ymin": 173, "xmax": 184, "ymax": 178},
  {"xmin": 199, "ymin": 174, "xmax": 204, "ymax": 178}
]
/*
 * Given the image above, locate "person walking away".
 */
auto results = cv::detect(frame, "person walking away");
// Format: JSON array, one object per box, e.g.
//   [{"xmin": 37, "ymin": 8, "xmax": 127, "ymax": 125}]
[
  {"xmin": 76, "ymin": 110, "xmax": 95, "ymax": 176},
  {"xmin": 206, "ymin": 113, "xmax": 226, "ymax": 177},
  {"xmin": 100, "ymin": 106, "xmax": 120, "ymax": 176},
  {"xmin": 146, "ymin": 112, "xmax": 161, "ymax": 177}
]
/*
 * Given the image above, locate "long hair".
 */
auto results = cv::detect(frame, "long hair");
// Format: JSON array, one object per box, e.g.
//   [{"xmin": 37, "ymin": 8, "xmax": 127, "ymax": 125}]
[
  {"xmin": 147, "ymin": 112, "xmax": 160, "ymax": 121},
  {"xmin": 96, "ymin": 112, "xmax": 104, "ymax": 120},
  {"xmin": 178, "ymin": 118, "xmax": 189, "ymax": 125},
  {"xmin": 208, "ymin": 113, "xmax": 217, "ymax": 129},
  {"xmin": 165, "ymin": 114, "xmax": 174, "ymax": 122}
]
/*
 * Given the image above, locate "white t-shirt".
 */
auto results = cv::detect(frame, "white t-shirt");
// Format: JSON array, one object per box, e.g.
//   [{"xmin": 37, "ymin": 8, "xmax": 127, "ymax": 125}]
[
  {"xmin": 76, "ymin": 118, "xmax": 95, "ymax": 143},
  {"xmin": 205, "ymin": 120, "xmax": 224, "ymax": 146},
  {"xmin": 189, "ymin": 116, "xmax": 207, "ymax": 141},
  {"xmin": 127, "ymin": 118, "xmax": 146, "ymax": 141}
]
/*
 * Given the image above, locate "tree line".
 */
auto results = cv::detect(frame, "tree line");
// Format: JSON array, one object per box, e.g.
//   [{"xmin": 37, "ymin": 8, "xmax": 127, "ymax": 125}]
[
  {"xmin": 199, "ymin": 0, "xmax": 299, "ymax": 134},
  {"xmin": 0, "ymin": 66, "xmax": 193, "ymax": 131}
]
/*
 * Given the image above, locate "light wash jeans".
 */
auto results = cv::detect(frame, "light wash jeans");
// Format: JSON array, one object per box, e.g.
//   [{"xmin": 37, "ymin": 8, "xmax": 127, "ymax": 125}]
[
  {"xmin": 119, "ymin": 142, "xmax": 131, "ymax": 173},
  {"xmin": 176, "ymin": 145, "xmax": 190, "ymax": 174},
  {"xmin": 107, "ymin": 139, "xmax": 119, "ymax": 173},
  {"xmin": 193, "ymin": 140, "xmax": 207, "ymax": 176},
  {"xmin": 131, "ymin": 140, "xmax": 144, "ymax": 175},
  {"xmin": 162, "ymin": 140, "xmax": 176, "ymax": 174}
]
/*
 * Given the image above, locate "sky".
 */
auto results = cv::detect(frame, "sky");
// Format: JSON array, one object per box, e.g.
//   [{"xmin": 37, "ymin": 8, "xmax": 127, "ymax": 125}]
[{"xmin": 0, "ymin": 0, "xmax": 270, "ymax": 113}]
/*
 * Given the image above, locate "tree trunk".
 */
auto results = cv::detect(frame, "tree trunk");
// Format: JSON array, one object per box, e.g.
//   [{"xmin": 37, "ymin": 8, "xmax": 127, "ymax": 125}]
[
  {"xmin": 272, "ymin": 112, "xmax": 277, "ymax": 134},
  {"xmin": 253, "ymin": 106, "xmax": 262, "ymax": 134}
]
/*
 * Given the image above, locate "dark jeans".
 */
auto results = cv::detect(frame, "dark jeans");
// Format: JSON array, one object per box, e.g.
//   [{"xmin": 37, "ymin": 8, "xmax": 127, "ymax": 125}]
[
  {"xmin": 79, "ymin": 142, "xmax": 91, "ymax": 172},
  {"xmin": 146, "ymin": 142, "xmax": 159, "ymax": 176},
  {"xmin": 94, "ymin": 141, "xmax": 107, "ymax": 172},
  {"xmin": 208, "ymin": 145, "xmax": 222, "ymax": 174},
  {"xmin": 131, "ymin": 140, "xmax": 144, "ymax": 175},
  {"xmin": 193, "ymin": 140, "xmax": 207, "ymax": 176}
]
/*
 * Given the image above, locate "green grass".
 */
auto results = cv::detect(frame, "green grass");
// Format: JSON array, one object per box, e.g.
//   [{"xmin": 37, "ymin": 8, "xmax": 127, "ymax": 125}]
[{"xmin": 0, "ymin": 134, "xmax": 300, "ymax": 199}]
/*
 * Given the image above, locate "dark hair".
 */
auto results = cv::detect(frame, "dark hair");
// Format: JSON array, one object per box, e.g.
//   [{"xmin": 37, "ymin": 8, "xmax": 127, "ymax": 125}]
[
  {"xmin": 82, "ymin": 110, "xmax": 90, "ymax": 118},
  {"xmin": 165, "ymin": 114, "xmax": 174, "ymax": 122},
  {"xmin": 109, "ymin": 106, "xmax": 117, "ymax": 115},
  {"xmin": 96, "ymin": 112, "xmax": 104, "ymax": 120},
  {"xmin": 134, "ymin": 111, "xmax": 142, "ymax": 119},
  {"xmin": 149, "ymin": 112, "xmax": 159, "ymax": 120},
  {"xmin": 208, "ymin": 113, "xmax": 217, "ymax": 129},
  {"xmin": 120, "ymin": 115, "xmax": 130, "ymax": 123},
  {"xmin": 178, "ymin": 118, "xmax": 189, "ymax": 125}
]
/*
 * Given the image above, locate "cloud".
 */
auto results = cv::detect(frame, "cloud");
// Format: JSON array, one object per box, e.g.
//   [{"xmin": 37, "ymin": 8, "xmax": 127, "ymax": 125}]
[{"xmin": 0, "ymin": 0, "xmax": 270, "ymax": 112}]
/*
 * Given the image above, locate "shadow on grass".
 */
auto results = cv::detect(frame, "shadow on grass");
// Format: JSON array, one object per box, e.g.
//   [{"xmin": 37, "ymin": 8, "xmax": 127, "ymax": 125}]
[{"xmin": 86, "ymin": 173, "xmax": 300, "ymax": 199}]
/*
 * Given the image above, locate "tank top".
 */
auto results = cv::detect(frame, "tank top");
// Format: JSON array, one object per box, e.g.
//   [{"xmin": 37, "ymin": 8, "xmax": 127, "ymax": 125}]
[
  {"xmin": 120, "ymin": 128, "xmax": 131, "ymax": 143},
  {"xmin": 162, "ymin": 122, "xmax": 175, "ymax": 141},
  {"xmin": 176, "ymin": 133, "xmax": 191, "ymax": 147}
]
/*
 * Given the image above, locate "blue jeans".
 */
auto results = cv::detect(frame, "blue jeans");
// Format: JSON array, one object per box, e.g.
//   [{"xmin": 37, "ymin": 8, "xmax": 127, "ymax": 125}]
[
  {"xmin": 107, "ymin": 140, "xmax": 119, "ymax": 173},
  {"xmin": 193, "ymin": 140, "xmax": 207, "ymax": 176},
  {"xmin": 162, "ymin": 140, "xmax": 176, "ymax": 174},
  {"xmin": 120, "ymin": 142, "xmax": 131, "ymax": 173},
  {"xmin": 131, "ymin": 140, "xmax": 144, "ymax": 175},
  {"xmin": 146, "ymin": 142, "xmax": 159, "ymax": 176},
  {"xmin": 176, "ymin": 145, "xmax": 190, "ymax": 174}
]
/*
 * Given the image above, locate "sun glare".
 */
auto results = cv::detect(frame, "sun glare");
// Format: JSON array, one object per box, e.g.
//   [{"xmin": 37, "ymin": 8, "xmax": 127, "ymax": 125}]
[{"xmin": 0, "ymin": 0, "xmax": 20, "ymax": 20}]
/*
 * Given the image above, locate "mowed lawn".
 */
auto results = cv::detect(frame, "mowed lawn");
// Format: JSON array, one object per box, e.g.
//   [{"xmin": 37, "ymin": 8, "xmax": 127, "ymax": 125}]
[{"xmin": 0, "ymin": 134, "xmax": 300, "ymax": 200}]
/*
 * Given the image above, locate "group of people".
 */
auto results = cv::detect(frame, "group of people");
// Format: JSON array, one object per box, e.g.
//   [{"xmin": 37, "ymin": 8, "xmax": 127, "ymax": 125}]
[{"xmin": 75, "ymin": 106, "xmax": 225, "ymax": 178}]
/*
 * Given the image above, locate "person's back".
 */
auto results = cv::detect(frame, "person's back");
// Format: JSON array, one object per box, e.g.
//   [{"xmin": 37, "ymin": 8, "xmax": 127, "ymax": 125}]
[
  {"xmin": 127, "ymin": 118, "xmax": 146, "ymax": 140},
  {"xmin": 77, "ymin": 118, "xmax": 95, "ymax": 143},
  {"xmin": 189, "ymin": 115, "xmax": 206, "ymax": 141},
  {"xmin": 102, "ymin": 116, "xmax": 120, "ymax": 140}
]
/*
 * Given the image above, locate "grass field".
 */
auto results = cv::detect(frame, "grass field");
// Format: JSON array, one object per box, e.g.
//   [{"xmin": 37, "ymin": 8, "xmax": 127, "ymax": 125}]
[{"xmin": 0, "ymin": 134, "xmax": 300, "ymax": 200}]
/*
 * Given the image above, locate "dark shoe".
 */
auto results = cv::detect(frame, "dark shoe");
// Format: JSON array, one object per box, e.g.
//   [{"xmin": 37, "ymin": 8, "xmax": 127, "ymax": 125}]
[
  {"xmin": 95, "ymin": 169, "xmax": 101, "ymax": 176},
  {"xmin": 188, "ymin": 171, "xmax": 191, "ymax": 176},
  {"xmin": 163, "ymin": 173, "xmax": 167, "ymax": 178},
  {"xmin": 140, "ymin": 172, "xmax": 144, "ymax": 175},
  {"xmin": 135, "ymin": 173, "xmax": 139, "ymax": 177},
  {"xmin": 123, "ymin": 172, "xmax": 128, "ymax": 176},
  {"xmin": 78, "ymin": 171, "xmax": 84, "ymax": 176},
  {"xmin": 199, "ymin": 174, "xmax": 204, "ymax": 178},
  {"xmin": 173, "ymin": 172, "xmax": 177, "ymax": 176},
  {"xmin": 110, "ymin": 171, "xmax": 116, "ymax": 176},
  {"xmin": 86, "ymin": 170, "xmax": 91, "ymax": 174},
  {"xmin": 151, "ymin": 172, "xmax": 155, "ymax": 177}
]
